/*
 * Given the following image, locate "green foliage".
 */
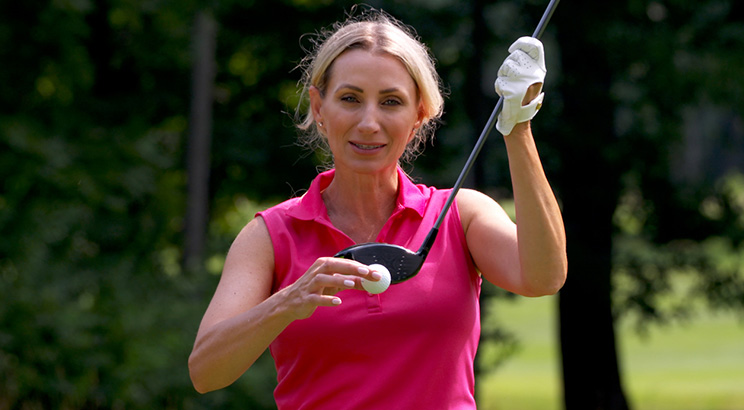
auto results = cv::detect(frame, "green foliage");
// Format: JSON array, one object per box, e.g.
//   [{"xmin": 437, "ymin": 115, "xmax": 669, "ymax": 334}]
[
  {"xmin": 613, "ymin": 172, "xmax": 744, "ymax": 331},
  {"xmin": 588, "ymin": 0, "xmax": 744, "ymax": 330},
  {"xmin": 0, "ymin": 0, "xmax": 215, "ymax": 408}
]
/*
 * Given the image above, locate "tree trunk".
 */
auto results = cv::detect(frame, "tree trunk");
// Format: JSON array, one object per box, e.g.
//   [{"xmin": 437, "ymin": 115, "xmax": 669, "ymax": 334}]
[
  {"xmin": 554, "ymin": 0, "xmax": 630, "ymax": 408},
  {"xmin": 559, "ymin": 203, "xmax": 629, "ymax": 410},
  {"xmin": 464, "ymin": 0, "xmax": 489, "ymax": 191},
  {"xmin": 184, "ymin": 10, "xmax": 217, "ymax": 272}
]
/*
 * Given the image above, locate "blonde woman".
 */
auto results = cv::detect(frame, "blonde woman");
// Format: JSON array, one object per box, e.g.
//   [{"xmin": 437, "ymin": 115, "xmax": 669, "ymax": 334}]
[{"xmin": 189, "ymin": 9, "xmax": 566, "ymax": 409}]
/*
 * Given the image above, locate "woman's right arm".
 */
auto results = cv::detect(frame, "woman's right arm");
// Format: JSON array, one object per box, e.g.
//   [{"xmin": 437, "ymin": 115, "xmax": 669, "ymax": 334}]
[{"xmin": 188, "ymin": 216, "xmax": 376, "ymax": 393}]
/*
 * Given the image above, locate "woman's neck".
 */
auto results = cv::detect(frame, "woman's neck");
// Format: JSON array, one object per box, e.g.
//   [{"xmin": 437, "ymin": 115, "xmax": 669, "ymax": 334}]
[{"xmin": 322, "ymin": 166, "xmax": 399, "ymax": 243}]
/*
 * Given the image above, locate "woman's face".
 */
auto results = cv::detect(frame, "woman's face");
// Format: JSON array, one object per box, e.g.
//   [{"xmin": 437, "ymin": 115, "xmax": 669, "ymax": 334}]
[{"xmin": 310, "ymin": 49, "xmax": 423, "ymax": 175}]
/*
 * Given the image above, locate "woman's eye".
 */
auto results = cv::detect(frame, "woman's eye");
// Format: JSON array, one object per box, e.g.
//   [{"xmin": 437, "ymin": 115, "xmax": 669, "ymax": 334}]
[
  {"xmin": 382, "ymin": 98, "xmax": 402, "ymax": 106},
  {"xmin": 340, "ymin": 95, "xmax": 358, "ymax": 103}
]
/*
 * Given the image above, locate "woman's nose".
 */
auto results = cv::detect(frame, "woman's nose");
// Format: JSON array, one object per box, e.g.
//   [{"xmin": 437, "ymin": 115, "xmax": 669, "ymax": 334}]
[{"xmin": 357, "ymin": 104, "xmax": 381, "ymax": 134}]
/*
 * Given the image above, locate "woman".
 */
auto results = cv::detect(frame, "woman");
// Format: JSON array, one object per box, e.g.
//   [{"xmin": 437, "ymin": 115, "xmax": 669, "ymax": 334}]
[{"xmin": 189, "ymin": 9, "xmax": 566, "ymax": 409}]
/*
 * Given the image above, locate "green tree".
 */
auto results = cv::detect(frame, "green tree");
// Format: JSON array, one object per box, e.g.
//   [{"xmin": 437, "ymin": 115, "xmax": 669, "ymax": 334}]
[
  {"xmin": 0, "ymin": 0, "xmax": 210, "ymax": 407},
  {"xmin": 608, "ymin": 0, "xmax": 744, "ymax": 326},
  {"xmin": 551, "ymin": 0, "xmax": 744, "ymax": 408}
]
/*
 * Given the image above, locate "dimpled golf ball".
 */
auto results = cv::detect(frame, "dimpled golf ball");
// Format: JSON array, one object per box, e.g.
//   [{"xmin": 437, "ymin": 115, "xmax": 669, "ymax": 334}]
[{"xmin": 361, "ymin": 264, "xmax": 391, "ymax": 294}]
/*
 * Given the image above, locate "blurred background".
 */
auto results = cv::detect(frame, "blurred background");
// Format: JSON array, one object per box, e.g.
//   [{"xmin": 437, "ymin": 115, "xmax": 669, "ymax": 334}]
[{"xmin": 1, "ymin": 0, "xmax": 743, "ymax": 409}]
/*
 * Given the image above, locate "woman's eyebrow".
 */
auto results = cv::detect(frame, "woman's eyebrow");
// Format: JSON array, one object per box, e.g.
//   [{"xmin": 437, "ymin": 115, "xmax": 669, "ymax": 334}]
[
  {"xmin": 336, "ymin": 84, "xmax": 363, "ymax": 93},
  {"xmin": 379, "ymin": 87, "xmax": 401, "ymax": 94},
  {"xmin": 335, "ymin": 84, "xmax": 402, "ymax": 95}
]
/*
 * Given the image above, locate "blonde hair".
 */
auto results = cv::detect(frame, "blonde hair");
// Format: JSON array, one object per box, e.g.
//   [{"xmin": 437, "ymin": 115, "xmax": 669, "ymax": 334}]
[{"xmin": 295, "ymin": 9, "xmax": 445, "ymax": 163}]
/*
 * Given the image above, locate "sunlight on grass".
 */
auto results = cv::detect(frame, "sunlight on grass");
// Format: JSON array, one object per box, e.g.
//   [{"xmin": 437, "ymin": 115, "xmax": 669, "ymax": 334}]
[
  {"xmin": 477, "ymin": 294, "xmax": 561, "ymax": 410},
  {"xmin": 476, "ymin": 293, "xmax": 744, "ymax": 410},
  {"xmin": 619, "ymin": 310, "xmax": 744, "ymax": 410}
]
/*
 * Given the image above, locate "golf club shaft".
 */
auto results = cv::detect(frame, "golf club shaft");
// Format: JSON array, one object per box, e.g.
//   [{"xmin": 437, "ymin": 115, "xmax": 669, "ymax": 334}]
[{"xmin": 417, "ymin": 0, "xmax": 560, "ymax": 256}]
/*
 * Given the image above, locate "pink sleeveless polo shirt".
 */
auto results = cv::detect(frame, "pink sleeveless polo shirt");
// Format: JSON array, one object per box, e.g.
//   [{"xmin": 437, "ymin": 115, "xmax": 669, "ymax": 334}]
[{"xmin": 257, "ymin": 168, "xmax": 482, "ymax": 409}]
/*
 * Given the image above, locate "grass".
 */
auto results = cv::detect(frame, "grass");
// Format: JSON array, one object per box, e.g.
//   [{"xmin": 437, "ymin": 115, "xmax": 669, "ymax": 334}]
[{"xmin": 476, "ymin": 292, "xmax": 744, "ymax": 410}]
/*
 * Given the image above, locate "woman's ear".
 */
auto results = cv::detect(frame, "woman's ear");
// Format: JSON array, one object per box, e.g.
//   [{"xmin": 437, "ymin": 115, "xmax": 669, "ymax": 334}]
[
  {"xmin": 409, "ymin": 103, "xmax": 425, "ymax": 142},
  {"xmin": 308, "ymin": 85, "xmax": 324, "ymax": 126},
  {"xmin": 416, "ymin": 102, "xmax": 426, "ymax": 128}
]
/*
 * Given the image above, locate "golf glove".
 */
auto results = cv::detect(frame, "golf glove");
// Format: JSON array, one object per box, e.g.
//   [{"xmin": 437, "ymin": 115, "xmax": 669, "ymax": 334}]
[{"xmin": 494, "ymin": 37, "xmax": 546, "ymax": 135}]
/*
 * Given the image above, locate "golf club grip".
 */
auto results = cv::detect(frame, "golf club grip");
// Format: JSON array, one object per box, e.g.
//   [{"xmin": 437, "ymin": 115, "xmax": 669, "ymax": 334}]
[{"xmin": 418, "ymin": 0, "xmax": 560, "ymax": 256}]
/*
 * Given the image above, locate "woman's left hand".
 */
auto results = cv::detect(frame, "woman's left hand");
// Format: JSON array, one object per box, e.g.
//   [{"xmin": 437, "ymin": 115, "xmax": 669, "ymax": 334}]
[{"xmin": 494, "ymin": 36, "xmax": 547, "ymax": 136}]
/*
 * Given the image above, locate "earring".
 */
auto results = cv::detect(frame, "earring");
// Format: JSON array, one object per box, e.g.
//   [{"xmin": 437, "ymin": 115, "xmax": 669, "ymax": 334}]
[{"xmin": 318, "ymin": 122, "xmax": 324, "ymax": 127}]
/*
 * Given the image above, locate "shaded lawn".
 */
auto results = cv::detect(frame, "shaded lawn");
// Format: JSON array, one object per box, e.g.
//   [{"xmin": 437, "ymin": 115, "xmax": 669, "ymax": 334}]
[{"xmin": 477, "ymin": 293, "xmax": 744, "ymax": 410}]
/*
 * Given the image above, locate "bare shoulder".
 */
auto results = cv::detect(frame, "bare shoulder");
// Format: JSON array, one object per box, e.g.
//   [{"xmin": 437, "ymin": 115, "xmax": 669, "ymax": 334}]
[
  {"xmin": 199, "ymin": 216, "xmax": 275, "ymax": 329},
  {"xmin": 227, "ymin": 216, "xmax": 274, "ymax": 269},
  {"xmin": 455, "ymin": 188, "xmax": 497, "ymax": 206},
  {"xmin": 455, "ymin": 189, "xmax": 520, "ymax": 287},
  {"xmin": 455, "ymin": 188, "xmax": 513, "ymax": 232},
  {"xmin": 222, "ymin": 216, "xmax": 275, "ymax": 293}
]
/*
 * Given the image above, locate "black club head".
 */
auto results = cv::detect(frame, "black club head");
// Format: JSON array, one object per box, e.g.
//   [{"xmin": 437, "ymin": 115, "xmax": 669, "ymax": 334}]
[{"xmin": 334, "ymin": 242, "xmax": 424, "ymax": 284}]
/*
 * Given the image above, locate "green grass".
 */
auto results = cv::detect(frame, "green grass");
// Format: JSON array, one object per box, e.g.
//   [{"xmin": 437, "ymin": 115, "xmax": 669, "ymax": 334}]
[{"xmin": 476, "ymin": 293, "xmax": 744, "ymax": 410}]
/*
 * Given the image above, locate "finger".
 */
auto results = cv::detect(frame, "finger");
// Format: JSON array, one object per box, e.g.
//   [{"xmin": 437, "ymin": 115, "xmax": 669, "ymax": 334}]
[
  {"xmin": 322, "ymin": 259, "xmax": 389, "ymax": 285},
  {"xmin": 498, "ymin": 59, "xmax": 516, "ymax": 78},
  {"xmin": 508, "ymin": 37, "xmax": 546, "ymax": 70},
  {"xmin": 522, "ymin": 82, "xmax": 543, "ymax": 105},
  {"xmin": 509, "ymin": 50, "xmax": 534, "ymax": 71},
  {"xmin": 331, "ymin": 273, "xmax": 359, "ymax": 287},
  {"xmin": 280, "ymin": 281, "xmax": 345, "ymax": 320},
  {"xmin": 315, "ymin": 294, "xmax": 343, "ymax": 307},
  {"xmin": 293, "ymin": 293, "xmax": 343, "ymax": 314},
  {"xmin": 519, "ymin": 43, "xmax": 541, "ymax": 61},
  {"xmin": 316, "ymin": 257, "xmax": 371, "ymax": 278},
  {"xmin": 308, "ymin": 272, "xmax": 357, "ymax": 294},
  {"xmin": 509, "ymin": 37, "xmax": 541, "ymax": 57},
  {"xmin": 333, "ymin": 271, "xmax": 383, "ymax": 291},
  {"xmin": 368, "ymin": 265, "xmax": 385, "ymax": 280}
]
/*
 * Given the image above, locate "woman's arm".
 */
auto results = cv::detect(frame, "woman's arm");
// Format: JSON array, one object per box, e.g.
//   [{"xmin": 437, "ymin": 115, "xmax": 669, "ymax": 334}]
[
  {"xmin": 188, "ymin": 216, "xmax": 377, "ymax": 393},
  {"xmin": 458, "ymin": 120, "xmax": 566, "ymax": 297}
]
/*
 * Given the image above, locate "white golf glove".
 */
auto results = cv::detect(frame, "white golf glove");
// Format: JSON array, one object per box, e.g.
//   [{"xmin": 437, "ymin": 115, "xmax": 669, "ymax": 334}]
[{"xmin": 494, "ymin": 36, "xmax": 547, "ymax": 135}]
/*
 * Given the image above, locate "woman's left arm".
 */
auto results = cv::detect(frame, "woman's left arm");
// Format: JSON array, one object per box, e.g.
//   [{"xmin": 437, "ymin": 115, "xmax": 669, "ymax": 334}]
[
  {"xmin": 460, "ymin": 37, "xmax": 566, "ymax": 296},
  {"xmin": 458, "ymin": 119, "xmax": 566, "ymax": 297}
]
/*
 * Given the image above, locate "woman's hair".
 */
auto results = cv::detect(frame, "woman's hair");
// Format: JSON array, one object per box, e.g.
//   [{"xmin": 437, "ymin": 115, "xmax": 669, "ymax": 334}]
[{"xmin": 295, "ymin": 8, "xmax": 445, "ymax": 164}]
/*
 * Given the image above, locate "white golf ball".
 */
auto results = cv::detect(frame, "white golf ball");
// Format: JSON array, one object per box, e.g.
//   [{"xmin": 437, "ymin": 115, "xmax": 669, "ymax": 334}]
[{"xmin": 361, "ymin": 264, "xmax": 391, "ymax": 294}]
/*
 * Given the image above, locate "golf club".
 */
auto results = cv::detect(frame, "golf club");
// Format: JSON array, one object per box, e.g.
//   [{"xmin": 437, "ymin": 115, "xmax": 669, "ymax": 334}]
[{"xmin": 335, "ymin": 0, "xmax": 561, "ymax": 284}]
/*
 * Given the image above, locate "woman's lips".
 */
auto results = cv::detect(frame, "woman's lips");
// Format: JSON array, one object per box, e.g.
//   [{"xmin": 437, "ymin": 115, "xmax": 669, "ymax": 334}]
[{"xmin": 350, "ymin": 141, "xmax": 386, "ymax": 151}]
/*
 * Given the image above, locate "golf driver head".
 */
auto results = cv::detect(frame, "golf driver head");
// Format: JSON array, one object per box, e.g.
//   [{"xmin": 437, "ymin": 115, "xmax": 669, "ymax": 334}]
[{"xmin": 334, "ymin": 242, "xmax": 424, "ymax": 284}]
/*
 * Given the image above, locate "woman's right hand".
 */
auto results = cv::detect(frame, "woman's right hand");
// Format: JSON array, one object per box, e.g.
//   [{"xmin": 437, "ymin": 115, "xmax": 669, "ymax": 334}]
[
  {"xmin": 190, "ymin": 217, "xmax": 383, "ymax": 393},
  {"xmin": 277, "ymin": 257, "xmax": 381, "ymax": 320}
]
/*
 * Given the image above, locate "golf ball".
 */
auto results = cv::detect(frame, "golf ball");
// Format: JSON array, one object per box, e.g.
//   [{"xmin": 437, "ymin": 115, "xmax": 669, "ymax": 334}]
[{"xmin": 361, "ymin": 264, "xmax": 391, "ymax": 294}]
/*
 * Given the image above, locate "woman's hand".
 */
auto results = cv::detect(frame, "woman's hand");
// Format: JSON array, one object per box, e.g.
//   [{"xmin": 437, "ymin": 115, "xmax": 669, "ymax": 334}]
[
  {"xmin": 494, "ymin": 36, "xmax": 547, "ymax": 136},
  {"xmin": 189, "ymin": 218, "xmax": 382, "ymax": 393},
  {"xmin": 277, "ymin": 257, "xmax": 382, "ymax": 320},
  {"xmin": 522, "ymin": 82, "xmax": 543, "ymax": 106}
]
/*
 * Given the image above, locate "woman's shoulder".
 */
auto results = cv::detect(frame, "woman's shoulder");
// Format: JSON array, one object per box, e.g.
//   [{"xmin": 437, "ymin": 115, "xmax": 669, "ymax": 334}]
[
  {"xmin": 455, "ymin": 188, "xmax": 494, "ymax": 205},
  {"xmin": 455, "ymin": 188, "xmax": 509, "ymax": 229},
  {"xmin": 255, "ymin": 196, "xmax": 302, "ymax": 218}
]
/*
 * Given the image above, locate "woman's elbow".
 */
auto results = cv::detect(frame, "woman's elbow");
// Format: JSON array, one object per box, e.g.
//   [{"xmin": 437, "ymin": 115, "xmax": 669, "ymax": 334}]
[
  {"xmin": 189, "ymin": 352, "xmax": 219, "ymax": 394},
  {"xmin": 539, "ymin": 276, "xmax": 566, "ymax": 296},
  {"xmin": 192, "ymin": 380, "xmax": 211, "ymax": 395},
  {"xmin": 189, "ymin": 358, "xmax": 207, "ymax": 394},
  {"xmin": 523, "ymin": 265, "xmax": 567, "ymax": 297}
]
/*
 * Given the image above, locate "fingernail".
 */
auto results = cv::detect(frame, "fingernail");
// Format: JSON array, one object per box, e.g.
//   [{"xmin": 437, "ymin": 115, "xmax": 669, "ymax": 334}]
[
  {"xmin": 371, "ymin": 272, "xmax": 382, "ymax": 280},
  {"xmin": 332, "ymin": 297, "xmax": 342, "ymax": 305},
  {"xmin": 343, "ymin": 279, "xmax": 355, "ymax": 287},
  {"xmin": 358, "ymin": 267, "xmax": 370, "ymax": 275}
]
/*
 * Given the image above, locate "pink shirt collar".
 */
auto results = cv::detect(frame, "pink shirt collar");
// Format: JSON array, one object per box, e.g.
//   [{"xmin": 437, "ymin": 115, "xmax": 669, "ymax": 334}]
[{"xmin": 286, "ymin": 167, "xmax": 428, "ymax": 223}]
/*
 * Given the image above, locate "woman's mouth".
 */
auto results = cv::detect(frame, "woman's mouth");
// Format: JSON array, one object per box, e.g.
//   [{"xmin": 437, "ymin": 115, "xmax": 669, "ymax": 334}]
[{"xmin": 350, "ymin": 142, "xmax": 386, "ymax": 150}]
